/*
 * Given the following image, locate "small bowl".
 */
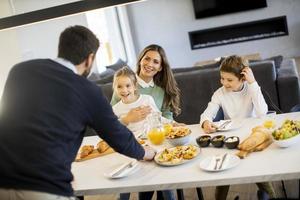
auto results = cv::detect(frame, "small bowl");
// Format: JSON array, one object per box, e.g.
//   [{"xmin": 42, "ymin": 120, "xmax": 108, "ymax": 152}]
[
  {"xmin": 196, "ymin": 135, "xmax": 211, "ymax": 147},
  {"xmin": 224, "ymin": 136, "xmax": 240, "ymax": 149},
  {"xmin": 166, "ymin": 134, "xmax": 191, "ymax": 146},
  {"xmin": 211, "ymin": 135, "xmax": 225, "ymax": 148}
]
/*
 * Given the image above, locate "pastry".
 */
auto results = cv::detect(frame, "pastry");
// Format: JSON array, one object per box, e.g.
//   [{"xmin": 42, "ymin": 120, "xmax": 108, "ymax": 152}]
[
  {"xmin": 97, "ymin": 141, "xmax": 110, "ymax": 153},
  {"xmin": 80, "ymin": 145, "xmax": 94, "ymax": 158}
]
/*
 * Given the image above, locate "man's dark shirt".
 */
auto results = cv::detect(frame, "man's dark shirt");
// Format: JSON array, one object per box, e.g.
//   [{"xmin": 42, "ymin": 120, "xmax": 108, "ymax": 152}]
[{"xmin": 0, "ymin": 59, "xmax": 144, "ymax": 196}]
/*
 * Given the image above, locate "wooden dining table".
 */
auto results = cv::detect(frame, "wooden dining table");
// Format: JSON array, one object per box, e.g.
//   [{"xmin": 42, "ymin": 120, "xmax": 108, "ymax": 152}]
[{"xmin": 72, "ymin": 112, "xmax": 300, "ymax": 198}]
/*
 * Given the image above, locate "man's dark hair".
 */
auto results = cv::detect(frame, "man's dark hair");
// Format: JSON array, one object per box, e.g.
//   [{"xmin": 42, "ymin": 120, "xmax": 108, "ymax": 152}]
[{"xmin": 58, "ymin": 25, "xmax": 100, "ymax": 65}]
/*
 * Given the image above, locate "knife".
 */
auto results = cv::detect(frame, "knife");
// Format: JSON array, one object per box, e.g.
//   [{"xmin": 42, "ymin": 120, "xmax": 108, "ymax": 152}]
[
  {"xmin": 110, "ymin": 160, "xmax": 136, "ymax": 177},
  {"xmin": 218, "ymin": 153, "xmax": 228, "ymax": 170}
]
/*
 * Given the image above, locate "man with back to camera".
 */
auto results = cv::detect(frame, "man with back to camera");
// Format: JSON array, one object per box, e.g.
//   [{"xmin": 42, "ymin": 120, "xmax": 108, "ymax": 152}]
[{"xmin": 0, "ymin": 25, "xmax": 156, "ymax": 200}]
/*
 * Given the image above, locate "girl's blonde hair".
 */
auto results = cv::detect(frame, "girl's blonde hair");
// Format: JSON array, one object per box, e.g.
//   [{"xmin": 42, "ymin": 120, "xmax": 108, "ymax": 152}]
[
  {"xmin": 113, "ymin": 66, "xmax": 138, "ymax": 92},
  {"xmin": 136, "ymin": 44, "xmax": 181, "ymax": 116},
  {"xmin": 220, "ymin": 55, "xmax": 249, "ymax": 80}
]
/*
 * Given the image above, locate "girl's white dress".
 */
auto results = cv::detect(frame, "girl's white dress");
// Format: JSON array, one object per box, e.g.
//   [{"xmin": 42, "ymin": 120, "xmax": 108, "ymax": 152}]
[{"xmin": 113, "ymin": 94, "xmax": 169, "ymax": 136}]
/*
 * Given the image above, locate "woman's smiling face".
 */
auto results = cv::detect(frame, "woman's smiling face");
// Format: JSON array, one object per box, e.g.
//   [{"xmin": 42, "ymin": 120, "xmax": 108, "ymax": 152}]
[{"xmin": 139, "ymin": 50, "xmax": 162, "ymax": 82}]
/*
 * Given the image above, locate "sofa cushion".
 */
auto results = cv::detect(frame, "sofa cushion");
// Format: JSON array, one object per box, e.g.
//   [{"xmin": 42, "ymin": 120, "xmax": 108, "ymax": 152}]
[
  {"xmin": 250, "ymin": 61, "xmax": 279, "ymax": 112},
  {"xmin": 174, "ymin": 67, "xmax": 221, "ymax": 124},
  {"xmin": 172, "ymin": 62, "xmax": 220, "ymax": 74},
  {"xmin": 97, "ymin": 82, "xmax": 113, "ymax": 102},
  {"xmin": 250, "ymin": 55, "xmax": 283, "ymax": 69},
  {"xmin": 106, "ymin": 59, "xmax": 127, "ymax": 71}
]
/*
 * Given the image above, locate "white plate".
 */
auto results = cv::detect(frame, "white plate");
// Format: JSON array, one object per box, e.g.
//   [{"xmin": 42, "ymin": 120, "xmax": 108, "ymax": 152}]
[
  {"xmin": 104, "ymin": 160, "xmax": 139, "ymax": 179},
  {"xmin": 154, "ymin": 145, "xmax": 200, "ymax": 166},
  {"xmin": 215, "ymin": 120, "xmax": 243, "ymax": 132},
  {"xmin": 199, "ymin": 154, "xmax": 240, "ymax": 172}
]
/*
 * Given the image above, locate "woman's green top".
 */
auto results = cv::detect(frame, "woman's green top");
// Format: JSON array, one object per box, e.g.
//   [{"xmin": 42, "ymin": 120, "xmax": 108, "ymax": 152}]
[{"xmin": 110, "ymin": 84, "xmax": 173, "ymax": 120}]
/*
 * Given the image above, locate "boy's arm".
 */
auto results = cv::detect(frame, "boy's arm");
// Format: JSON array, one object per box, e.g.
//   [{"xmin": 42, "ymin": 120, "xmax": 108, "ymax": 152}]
[
  {"xmin": 248, "ymin": 82, "xmax": 268, "ymax": 117},
  {"xmin": 200, "ymin": 91, "xmax": 221, "ymax": 127}
]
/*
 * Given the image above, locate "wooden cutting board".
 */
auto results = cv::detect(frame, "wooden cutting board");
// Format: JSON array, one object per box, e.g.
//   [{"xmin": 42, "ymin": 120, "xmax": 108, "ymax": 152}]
[{"xmin": 75, "ymin": 147, "xmax": 115, "ymax": 162}]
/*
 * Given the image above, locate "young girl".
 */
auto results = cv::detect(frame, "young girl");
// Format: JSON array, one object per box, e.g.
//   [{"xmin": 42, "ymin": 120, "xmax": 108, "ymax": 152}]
[
  {"xmin": 200, "ymin": 55, "xmax": 275, "ymax": 200},
  {"xmin": 112, "ymin": 66, "xmax": 170, "ymax": 136}
]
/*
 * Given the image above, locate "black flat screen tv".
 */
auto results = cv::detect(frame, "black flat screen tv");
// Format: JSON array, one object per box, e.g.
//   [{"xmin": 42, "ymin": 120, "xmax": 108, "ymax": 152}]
[{"xmin": 192, "ymin": 0, "xmax": 267, "ymax": 19}]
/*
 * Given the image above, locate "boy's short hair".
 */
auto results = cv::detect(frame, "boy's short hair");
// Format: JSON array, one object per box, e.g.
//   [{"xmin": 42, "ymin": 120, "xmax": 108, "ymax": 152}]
[
  {"xmin": 220, "ymin": 55, "xmax": 249, "ymax": 80},
  {"xmin": 58, "ymin": 25, "xmax": 99, "ymax": 65}
]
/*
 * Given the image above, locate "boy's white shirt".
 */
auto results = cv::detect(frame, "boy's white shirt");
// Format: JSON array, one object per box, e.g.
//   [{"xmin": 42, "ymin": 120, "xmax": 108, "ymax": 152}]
[
  {"xmin": 200, "ymin": 81, "xmax": 268, "ymax": 126},
  {"xmin": 113, "ymin": 94, "xmax": 170, "ymax": 136}
]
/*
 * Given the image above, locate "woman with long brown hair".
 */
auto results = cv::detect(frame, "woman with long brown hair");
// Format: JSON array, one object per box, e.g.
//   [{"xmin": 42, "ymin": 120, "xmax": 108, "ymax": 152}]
[
  {"xmin": 111, "ymin": 44, "xmax": 181, "ymax": 200},
  {"xmin": 111, "ymin": 44, "xmax": 181, "ymax": 124}
]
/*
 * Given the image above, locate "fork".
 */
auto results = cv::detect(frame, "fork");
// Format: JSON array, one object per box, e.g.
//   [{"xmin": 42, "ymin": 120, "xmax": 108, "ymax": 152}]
[
  {"xmin": 214, "ymin": 157, "xmax": 221, "ymax": 170},
  {"xmin": 111, "ymin": 161, "xmax": 135, "ymax": 177},
  {"xmin": 217, "ymin": 120, "xmax": 231, "ymax": 130}
]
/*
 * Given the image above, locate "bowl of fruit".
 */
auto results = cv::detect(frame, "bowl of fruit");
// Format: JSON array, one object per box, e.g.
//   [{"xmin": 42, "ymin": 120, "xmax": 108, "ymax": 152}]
[{"xmin": 272, "ymin": 120, "xmax": 300, "ymax": 148}]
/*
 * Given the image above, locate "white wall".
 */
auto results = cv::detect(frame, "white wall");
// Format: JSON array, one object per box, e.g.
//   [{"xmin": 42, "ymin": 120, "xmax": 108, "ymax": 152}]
[
  {"xmin": 0, "ymin": 0, "xmax": 89, "ymax": 97},
  {"xmin": 0, "ymin": 0, "xmax": 21, "ymax": 97},
  {"xmin": 126, "ymin": 0, "xmax": 300, "ymax": 67}
]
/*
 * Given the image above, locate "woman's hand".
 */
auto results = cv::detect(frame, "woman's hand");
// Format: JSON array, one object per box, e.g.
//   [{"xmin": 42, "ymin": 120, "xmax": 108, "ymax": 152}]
[
  {"xmin": 241, "ymin": 67, "xmax": 255, "ymax": 84},
  {"xmin": 172, "ymin": 121, "xmax": 186, "ymax": 127},
  {"xmin": 202, "ymin": 120, "xmax": 217, "ymax": 133},
  {"xmin": 121, "ymin": 106, "xmax": 151, "ymax": 125}
]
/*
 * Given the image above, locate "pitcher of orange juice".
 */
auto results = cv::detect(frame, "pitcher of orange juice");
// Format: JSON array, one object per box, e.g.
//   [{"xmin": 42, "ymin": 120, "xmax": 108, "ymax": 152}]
[{"xmin": 147, "ymin": 112, "xmax": 165, "ymax": 145}]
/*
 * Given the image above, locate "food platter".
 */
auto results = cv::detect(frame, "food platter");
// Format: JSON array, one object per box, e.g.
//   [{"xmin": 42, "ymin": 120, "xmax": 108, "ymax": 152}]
[{"xmin": 154, "ymin": 145, "xmax": 200, "ymax": 166}]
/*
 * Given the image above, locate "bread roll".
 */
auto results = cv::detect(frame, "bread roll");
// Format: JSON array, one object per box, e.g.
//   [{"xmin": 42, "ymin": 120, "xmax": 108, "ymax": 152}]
[
  {"xmin": 80, "ymin": 145, "xmax": 94, "ymax": 158},
  {"xmin": 97, "ymin": 141, "xmax": 110, "ymax": 153}
]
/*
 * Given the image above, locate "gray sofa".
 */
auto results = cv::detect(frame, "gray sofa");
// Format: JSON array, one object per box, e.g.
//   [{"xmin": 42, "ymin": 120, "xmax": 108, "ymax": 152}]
[{"xmin": 96, "ymin": 58, "xmax": 300, "ymax": 125}]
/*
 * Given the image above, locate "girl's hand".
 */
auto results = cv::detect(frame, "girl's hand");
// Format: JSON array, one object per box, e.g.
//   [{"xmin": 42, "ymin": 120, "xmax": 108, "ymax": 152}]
[
  {"xmin": 241, "ymin": 67, "xmax": 255, "ymax": 84},
  {"xmin": 202, "ymin": 120, "xmax": 217, "ymax": 133},
  {"xmin": 122, "ymin": 106, "xmax": 151, "ymax": 124}
]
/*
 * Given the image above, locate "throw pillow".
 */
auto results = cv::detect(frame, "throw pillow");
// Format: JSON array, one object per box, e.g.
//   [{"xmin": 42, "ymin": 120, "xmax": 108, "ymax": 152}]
[
  {"xmin": 106, "ymin": 59, "xmax": 127, "ymax": 71},
  {"xmin": 249, "ymin": 55, "xmax": 283, "ymax": 69},
  {"xmin": 99, "ymin": 68, "xmax": 115, "ymax": 78}
]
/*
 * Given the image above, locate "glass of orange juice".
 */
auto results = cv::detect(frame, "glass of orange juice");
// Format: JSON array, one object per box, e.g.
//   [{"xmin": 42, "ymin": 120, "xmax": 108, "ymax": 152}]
[
  {"xmin": 263, "ymin": 110, "xmax": 276, "ymax": 129},
  {"xmin": 147, "ymin": 127, "xmax": 165, "ymax": 145}
]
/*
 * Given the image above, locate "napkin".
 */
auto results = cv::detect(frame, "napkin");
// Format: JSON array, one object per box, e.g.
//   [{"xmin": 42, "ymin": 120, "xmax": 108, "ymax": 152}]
[{"xmin": 108, "ymin": 160, "xmax": 138, "ymax": 178}]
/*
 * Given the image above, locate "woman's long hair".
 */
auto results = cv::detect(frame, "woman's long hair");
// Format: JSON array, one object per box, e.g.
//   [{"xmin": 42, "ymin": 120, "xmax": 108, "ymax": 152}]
[{"xmin": 136, "ymin": 44, "xmax": 181, "ymax": 116}]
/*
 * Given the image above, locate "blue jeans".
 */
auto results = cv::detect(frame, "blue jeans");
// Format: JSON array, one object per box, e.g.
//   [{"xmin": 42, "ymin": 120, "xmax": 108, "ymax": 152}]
[
  {"xmin": 139, "ymin": 190, "xmax": 175, "ymax": 200},
  {"xmin": 120, "ymin": 190, "xmax": 175, "ymax": 200}
]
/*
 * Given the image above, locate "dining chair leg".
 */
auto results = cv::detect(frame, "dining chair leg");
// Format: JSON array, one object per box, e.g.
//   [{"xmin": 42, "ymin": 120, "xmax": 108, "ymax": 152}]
[
  {"xmin": 76, "ymin": 196, "xmax": 84, "ymax": 200},
  {"xmin": 157, "ymin": 191, "xmax": 163, "ymax": 200},
  {"xmin": 281, "ymin": 180, "xmax": 288, "ymax": 199},
  {"xmin": 176, "ymin": 189, "xmax": 185, "ymax": 200},
  {"xmin": 196, "ymin": 187, "xmax": 204, "ymax": 200},
  {"xmin": 298, "ymin": 179, "xmax": 300, "ymax": 199}
]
